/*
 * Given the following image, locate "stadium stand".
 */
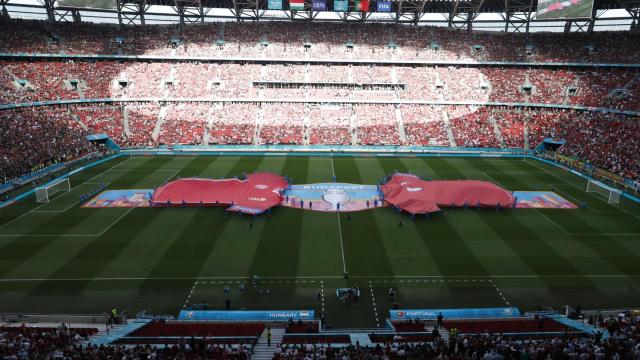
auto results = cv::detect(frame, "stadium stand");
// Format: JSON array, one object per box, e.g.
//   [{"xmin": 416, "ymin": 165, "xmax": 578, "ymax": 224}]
[
  {"xmin": 2, "ymin": 20, "xmax": 640, "ymax": 63},
  {"xmin": 0, "ymin": 108, "xmax": 95, "ymax": 182},
  {"xmin": 0, "ymin": 20, "xmax": 639, "ymax": 186}
]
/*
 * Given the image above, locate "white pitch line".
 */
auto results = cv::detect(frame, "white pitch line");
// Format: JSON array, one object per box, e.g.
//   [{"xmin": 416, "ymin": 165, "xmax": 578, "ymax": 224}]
[
  {"xmin": 369, "ymin": 280, "xmax": 380, "ymax": 328},
  {"xmin": 30, "ymin": 182, "xmax": 112, "ymax": 214},
  {"xmin": 96, "ymin": 207, "xmax": 134, "ymax": 237},
  {"xmin": 184, "ymin": 281, "xmax": 198, "ymax": 309},
  {"xmin": 1, "ymin": 165, "xmax": 176, "ymax": 237},
  {"xmin": 355, "ymin": 274, "xmax": 639, "ymax": 279},
  {"xmin": 489, "ymin": 279, "xmax": 511, "ymax": 307},
  {"xmin": 320, "ymin": 280, "xmax": 325, "ymax": 315},
  {"xmin": 527, "ymin": 159, "xmax": 640, "ymax": 221},
  {"xmin": 571, "ymin": 233, "xmax": 640, "ymax": 237},
  {"xmin": 0, "ymin": 275, "xmax": 344, "ymax": 282},
  {"xmin": 331, "ymin": 156, "xmax": 348, "ymax": 276},
  {"xmin": 480, "ymin": 171, "xmax": 503, "ymax": 187},
  {"xmin": 534, "ymin": 208, "xmax": 571, "ymax": 235},
  {"xmin": 0, "ymin": 234, "xmax": 98, "ymax": 237},
  {"xmin": 480, "ymin": 169, "xmax": 574, "ymax": 236},
  {"xmin": 0, "ymin": 157, "xmax": 132, "ymax": 231}
]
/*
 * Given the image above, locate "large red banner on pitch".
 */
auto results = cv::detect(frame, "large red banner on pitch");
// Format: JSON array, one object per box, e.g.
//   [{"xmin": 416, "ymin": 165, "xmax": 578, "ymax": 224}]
[
  {"xmin": 381, "ymin": 173, "xmax": 515, "ymax": 214},
  {"xmin": 151, "ymin": 173, "xmax": 288, "ymax": 214}
]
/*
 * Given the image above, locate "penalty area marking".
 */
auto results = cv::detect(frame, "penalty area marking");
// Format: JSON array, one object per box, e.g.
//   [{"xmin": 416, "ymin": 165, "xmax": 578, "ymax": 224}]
[
  {"xmin": 0, "ymin": 207, "xmax": 137, "ymax": 238},
  {"xmin": 527, "ymin": 160, "xmax": 640, "ymax": 221},
  {"xmin": 369, "ymin": 280, "xmax": 380, "ymax": 328},
  {"xmin": 184, "ymin": 281, "xmax": 199, "ymax": 309},
  {"xmin": 0, "ymin": 157, "xmax": 133, "ymax": 231},
  {"xmin": 489, "ymin": 279, "xmax": 511, "ymax": 307},
  {"xmin": 30, "ymin": 182, "xmax": 112, "ymax": 214},
  {"xmin": 370, "ymin": 277, "xmax": 512, "ymax": 308}
]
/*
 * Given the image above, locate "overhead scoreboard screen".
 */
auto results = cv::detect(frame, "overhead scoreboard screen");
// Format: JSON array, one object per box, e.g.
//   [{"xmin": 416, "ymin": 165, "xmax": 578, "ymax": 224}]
[
  {"xmin": 534, "ymin": 0, "xmax": 594, "ymax": 19},
  {"xmin": 57, "ymin": 0, "xmax": 117, "ymax": 9}
]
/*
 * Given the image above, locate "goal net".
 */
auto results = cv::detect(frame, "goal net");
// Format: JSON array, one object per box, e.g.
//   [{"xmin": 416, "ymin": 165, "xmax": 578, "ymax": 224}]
[
  {"xmin": 586, "ymin": 179, "xmax": 622, "ymax": 204},
  {"xmin": 35, "ymin": 178, "xmax": 71, "ymax": 203}
]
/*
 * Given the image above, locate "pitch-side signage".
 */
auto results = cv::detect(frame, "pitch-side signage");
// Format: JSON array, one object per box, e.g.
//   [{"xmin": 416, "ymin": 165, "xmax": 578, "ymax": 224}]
[
  {"xmin": 390, "ymin": 307, "xmax": 521, "ymax": 320},
  {"xmin": 178, "ymin": 310, "xmax": 315, "ymax": 321}
]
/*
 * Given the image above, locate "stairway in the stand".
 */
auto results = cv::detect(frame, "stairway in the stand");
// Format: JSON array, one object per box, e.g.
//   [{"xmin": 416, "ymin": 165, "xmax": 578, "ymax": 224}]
[
  {"xmin": 251, "ymin": 328, "xmax": 285, "ymax": 360},
  {"xmin": 523, "ymin": 113, "xmax": 530, "ymax": 149},
  {"xmin": 395, "ymin": 105, "xmax": 407, "ymax": 145},
  {"xmin": 350, "ymin": 108, "xmax": 358, "ymax": 145},
  {"xmin": 303, "ymin": 104, "xmax": 310, "ymax": 146},
  {"xmin": 203, "ymin": 105, "xmax": 215, "ymax": 145},
  {"xmin": 254, "ymin": 105, "xmax": 263, "ymax": 145},
  {"xmin": 488, "ymin": 112, "xmax": 505, "ymax": 148},
  {"xmin": 70, "ymin": 111, "xmax": 88, "ymax": 131},
  {"xmin": 441, "ymin": 111, "xmax": 457, "ymax": 147},
  {"xmin": 122, "ymin": 106, "xmax": 132, "ymax": 137},
  {"xmin": 151, "ymin": 105, "xmax": 169, "ymax": 142}
]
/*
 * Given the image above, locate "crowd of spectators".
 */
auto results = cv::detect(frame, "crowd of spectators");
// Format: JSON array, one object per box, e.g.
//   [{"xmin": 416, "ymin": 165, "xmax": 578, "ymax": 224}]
[
  {"xmin": 157, "ymin": 104, "xmax": 208, "ymax": 145},
  {"xmin": 209, "ymin": 103, "xmax": 256, "ymax": 145},
  {"xmin": 354, "ymin": 104, "xmax": 399, "ymax": 145},
  {"xmin": 259, "ymin": 104, "xmax": 305, "ymax": 145},
  {"xmin": 448, "ymin": 106, "xmax": 501, "ymax": 148},
  {"xmin": 1, "ymin": 312, "xmax": 638, "ymax": 359},
  {"xmin": 0, "ymin": 324, "xmax": 252, "ymax": 359},
  {"xmin": 308, "ymin": 105, "xmax": 353, "ymax": 145},
  {"xmin": 2, "ymin": 19, "xmax": 640, "ymax": 63},
  {"xmin": 1, "ymin": 20, "xmax": 639, "ymax": 181},
  {"xmin": 273, "ymin": 311, "xmax": 640, "ymax": 359},
  {"xmin": 73, "ymin": 105, "xmax": 125, "ymax": 143},
  {"xmin": 401, "ymin": 105, "xmax": 449, "ymax": 146},
  {"xmin": 1, "ymin": 60, "xmax": 638, "ymax": 113},
  {"xmin": 2, "ymin": 103, "xmax": 638, "ymax": 180},
  {"xmin": 0, "ymin": 324, "xmax": 97, "ymax": 359},
  {"xmin": 0, "ymin": 107, "xmax": 95, "ymax": 183},
  {"xmin": 124, "ymin": 104, "xmax": 161, "ymax": 147}
]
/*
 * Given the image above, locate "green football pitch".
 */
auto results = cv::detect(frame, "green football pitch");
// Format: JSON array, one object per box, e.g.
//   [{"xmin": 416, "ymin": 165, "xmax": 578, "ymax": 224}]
[{"xmin": 0, "ymin": 155, "xmax": 639, "ymax": 328}]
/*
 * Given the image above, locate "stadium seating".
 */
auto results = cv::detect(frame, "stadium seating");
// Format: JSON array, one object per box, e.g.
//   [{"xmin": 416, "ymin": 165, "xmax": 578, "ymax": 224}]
[
  {"xmin": 441, "ymin": 317, "xmax": 567, "ymax": 334},
  {"xmin": 1, "ymin": 20, "xmax": 640, "ymax": 183},
  {"xmin": 2, "ymin": 103, "xmax": 638, "ymax": 181},
  {"xmin": 127, "ymin": 321, "xmax": 265, "ymax": 337},
  {"xmin": 2, "ymin": 19, "xmax": 640, "ymax": 63},
  {"xmin": 0, "ymin": 108, "xmax": 96, "ymax": 182}
]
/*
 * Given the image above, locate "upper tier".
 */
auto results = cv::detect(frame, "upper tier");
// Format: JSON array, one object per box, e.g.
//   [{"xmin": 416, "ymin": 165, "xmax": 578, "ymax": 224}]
[{"xmin": 1, "ymin": 19, "xmax": 640, "ymax": 64}]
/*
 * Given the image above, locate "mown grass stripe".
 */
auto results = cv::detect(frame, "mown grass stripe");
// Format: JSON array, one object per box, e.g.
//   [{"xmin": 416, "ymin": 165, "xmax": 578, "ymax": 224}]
[
  {"xmin": 0, "ymin": 157, "xmax": 160, "ymax": 278},
  {"xmin": 373, "ymin": 157, "xmax": 443, "ymax": 276},
  {"xmin": 333, "ymin": 157, "xmax": 394, "ymax": 276},
  {"xmin": 248, "ymin": 157, "xmax": 308, "ymax": 276},
  {"xmin": 411, "ymin": 161, "xmax": 489, "ymax": 278},
  {"xmin": 26, "ymin": 157, "xmax": 189, "ymax": 295},
  {"xmin": 138, "ymin": 157, "xmax": 233, "ymax": 281},
  {"xmin": 466, "ymin": 159, "xmax": 596, "ymax": 288}
]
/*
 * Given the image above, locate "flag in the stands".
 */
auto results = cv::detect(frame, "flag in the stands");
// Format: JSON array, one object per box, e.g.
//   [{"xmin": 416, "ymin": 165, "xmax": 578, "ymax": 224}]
[
  {"xmin": 356, "ymin": 0, "xmax": 369, "ymax": 11},
  {"xmin": 290, "ymin": 0, "xmax": 304, "ymax": 10}
]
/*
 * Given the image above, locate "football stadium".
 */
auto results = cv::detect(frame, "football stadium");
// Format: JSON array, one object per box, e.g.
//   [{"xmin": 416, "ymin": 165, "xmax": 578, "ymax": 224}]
[{"xmin": 0, "ymin": 0, "xmax": 640, "ymax": 356}]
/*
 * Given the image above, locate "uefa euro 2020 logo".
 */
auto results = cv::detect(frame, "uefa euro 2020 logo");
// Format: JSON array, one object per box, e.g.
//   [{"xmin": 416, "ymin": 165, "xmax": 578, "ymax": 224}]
[{"xmin": 322, "ymin": 188, "xmax": 349, "ymax": 211}]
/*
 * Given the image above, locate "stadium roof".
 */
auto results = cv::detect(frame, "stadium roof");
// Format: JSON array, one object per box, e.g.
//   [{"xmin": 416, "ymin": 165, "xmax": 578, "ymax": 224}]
[{"xmin": 2, "ymin": 0, "xmax": 639, "ymax": 32}]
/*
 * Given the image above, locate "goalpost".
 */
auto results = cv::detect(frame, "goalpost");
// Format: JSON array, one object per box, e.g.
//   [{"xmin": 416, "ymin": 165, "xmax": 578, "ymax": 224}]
[
  {"xmin": 35, "ymin": 178, "xmax": 71, "ymax": 203},
  {"xmin": 586, "ymin": 179, "xmax": 622, "ymax": 204}
]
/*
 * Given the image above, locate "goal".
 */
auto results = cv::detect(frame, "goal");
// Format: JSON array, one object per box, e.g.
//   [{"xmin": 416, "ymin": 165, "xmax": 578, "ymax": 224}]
[
  {"xmin": 586, "ymin": 179, "xmax": 622, "ymax": 204},
  {"xmin": 35, "ymin": 178, "xmax": 71, "ymax": 203}
]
